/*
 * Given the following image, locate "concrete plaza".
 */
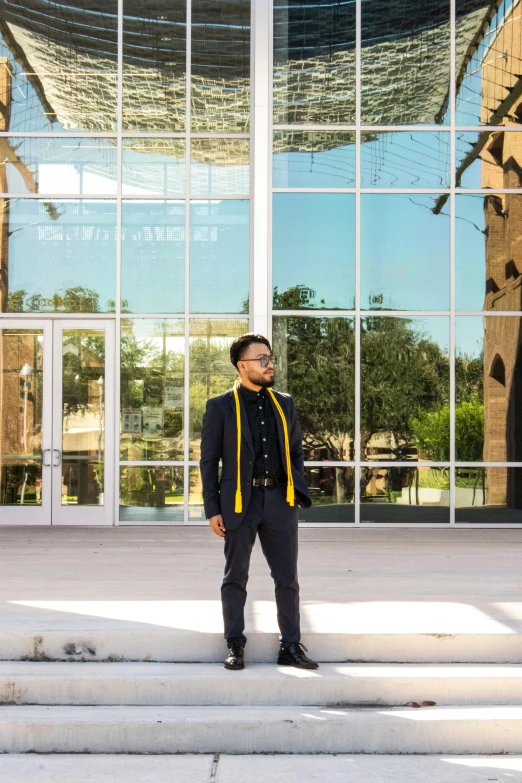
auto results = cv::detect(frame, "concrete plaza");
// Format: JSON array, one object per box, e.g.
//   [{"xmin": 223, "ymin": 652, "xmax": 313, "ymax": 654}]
[
  {"xmin": 0, "ymin": 526, "xmax": 521, "ymax": 779},
  {"xmin": 0, "ymin": 525, "xmax": 519, "ymax": 643}
]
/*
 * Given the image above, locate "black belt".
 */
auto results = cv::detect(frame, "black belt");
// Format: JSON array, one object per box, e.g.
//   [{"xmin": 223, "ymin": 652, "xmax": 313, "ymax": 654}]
[{"xmin": 252, "ymin": 478, "xmax": 287, "ymax": 487}]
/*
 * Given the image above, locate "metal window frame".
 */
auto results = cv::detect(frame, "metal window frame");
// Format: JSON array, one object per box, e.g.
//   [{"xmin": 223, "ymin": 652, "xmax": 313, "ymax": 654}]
[
  {"xmin": 2, "ymin": 0, "xmax": 522, "ymax": 527},
  {"xmin": 266, "ymin": 0, "xmax": 522, "ymax": 529}
]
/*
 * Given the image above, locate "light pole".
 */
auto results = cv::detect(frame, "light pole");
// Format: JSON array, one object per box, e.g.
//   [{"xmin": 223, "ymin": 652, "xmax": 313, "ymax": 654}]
[{"xmin": 19, "ymin": 363, "xmax": 32, "ymax": 504}]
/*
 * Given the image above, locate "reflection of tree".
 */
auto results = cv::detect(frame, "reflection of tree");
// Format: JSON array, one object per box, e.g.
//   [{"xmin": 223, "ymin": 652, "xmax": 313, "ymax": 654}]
[
  {"xmin": 361, "ymin": 316, "xmax": 449, "ymax": 459},
  {"xmin": 273, "ymin": 288, "xmax": 452, "ymax": 466},
  {"xmin": 273, "ymin": 313, "xmax": 355, "ymax": 462},
  {"xmin": 189, "ymin": 336, "xmax": 237, "ymax": 448},
  {"xmin": 120, "ymin": 326, "xmax": 184, "ymax": 460},
  {"xmin": 7, "ymin": 286, "xmax": 109, "ymax": 313},
  {"xmin": 411, "ymin": 350, "xmax": 485, "ymax": 461}
]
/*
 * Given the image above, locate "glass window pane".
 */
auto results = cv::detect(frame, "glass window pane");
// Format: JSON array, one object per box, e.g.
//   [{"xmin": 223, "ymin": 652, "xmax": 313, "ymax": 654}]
[
  {"xmin": 120, "ymin": 466, "xmax": 184, "ymax": 522},
  {"xmin": 1, "ymin": 199, "xmax": 116, "ymax": 313},
  {"xmin": 120, "ymin": 319, "xmax": 184, "ymax": 461},
  {"xmin": 1, "ymin": 328, "xmax": 43, "ymax": 506},
  {"xmin": 456, "ymin": 468, "xmax": 522, "ymax": 523},
  {"xmin": 122, "ymin": 140, "xmax": 186, "ymax": 196},
  {"xmin": 361, "ymin": 467, "xmax": 450, "ymax": 523},
  {"xmin": 0, "ymin": 137, "xmax": 117, "ymax": 195},
  {"xmin": 273, "ymin": 132, "xmax": 355, "ymax": 189},
  {"xmin": 300, "ymin": 466, "xmax": 354, "ymax": 523},
  {"xmin": 273, "ymin": 194, "xmax": 355, "ymax": 311},
  {"xmin": 189, "ymin": 465, "xmax": 205, "ymax": 521},
  {"xmin": 122, "ymin": 0, "xmax": 186, "ymax": 131},
  {"xmin": 273, "ymin": 316, "xmax": 355, "ymax": 461},
  {"xmin": 0, "ymin": 460, "xmax": 42, "ymax": 506},
  {"xmin": 273, "ymin": 0, "xmax": 355, "ymax": 125},
  {"xmin": 190, "ymin": 200, "xmax": 249, "ymax": 314},
  {"xmin": 61, "ymin": 329, "xmax": 105, "ymax": 506},
  {"xmin": 455, "ymin": 194, "xmax": 522, "ymax": 312},
  {"xmin": 360, "ymin": 195, "xmax": 450, "ymax": 311},
  {"xmin": 0, "ymin": 0, "xmax": 118, "ymax": 132},
  {"xmin": 361, "ymin": 317, "xmax": 450, "ymax": 461},
  {"xmin": 189, "ymin": 318, "xmax": 248, "ymax": 459},
  {"xmin": 455, "ymin": 195, "xmax": 486, "ymax": 312},
  {"xmin": 361, "ymin": 0, "xmax": 450, "ymax": 125},
  {"xmin": 360, "ymin": 132, "xmax": 450, "ymax": 189},
  {"xmin": 456, "ymin": 315, "xmax": 522, "ymax": 463},
  {"xmin": 191, "ymin": 0, "xmax": 250, "ymax": 132},
  {"xmin": 121, "ymin": 201, "xmax": 185, "ymax": 314},
  {"xmin": 456, "ymin": 1, "xmax": 522, "ymax": 127},
  {"xmin": 191, "ymin": 139, "xmax": 249, "ymax": 195},
  {"xmin": 456, "ymin": 132, "xmax": 522, "ymax": 189}
]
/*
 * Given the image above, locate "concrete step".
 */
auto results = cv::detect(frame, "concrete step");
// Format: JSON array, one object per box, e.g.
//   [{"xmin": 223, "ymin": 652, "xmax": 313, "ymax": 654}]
[
  {"xmin": 0, "ymin": 704, "xmax": 521, "ymax": 754},
  {"xmin": 2, "ymin": 625, "xmax": 522, "ymax": 663},
  {"xmin": 1, "ymin": 661, "xmax": 522, "ymax": 706},
  {"xmin": 1, "ymin": 755, "xmax": 521, "ymax": 783}
]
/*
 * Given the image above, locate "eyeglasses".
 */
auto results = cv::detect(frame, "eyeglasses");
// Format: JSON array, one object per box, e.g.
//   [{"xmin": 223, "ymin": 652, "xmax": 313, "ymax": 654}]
[{"xmin": 240, "ymin": 355, "xmax": 277, "ymax": 368}]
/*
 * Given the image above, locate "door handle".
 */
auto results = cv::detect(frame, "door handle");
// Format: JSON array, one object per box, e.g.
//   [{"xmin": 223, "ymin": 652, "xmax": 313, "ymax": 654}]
[
  {"xmin": 53, "ymin": 449, "xmax": 62, "ymax": 466},
  {"xmin": 42, "ymin": 449, "xmax": 51, "ymax": 467}
]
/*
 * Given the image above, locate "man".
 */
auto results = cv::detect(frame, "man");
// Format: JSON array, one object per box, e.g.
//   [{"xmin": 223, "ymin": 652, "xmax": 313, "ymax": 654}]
[{"xmin": 200, "ymin": 333, "xmax": 318, "ymax": 671}]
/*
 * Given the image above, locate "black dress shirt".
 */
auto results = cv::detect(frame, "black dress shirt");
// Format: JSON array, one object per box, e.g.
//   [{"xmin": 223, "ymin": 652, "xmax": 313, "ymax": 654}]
[{"xmin": 238, "ymin": 384, "xmax": 286, "ymax": 482}]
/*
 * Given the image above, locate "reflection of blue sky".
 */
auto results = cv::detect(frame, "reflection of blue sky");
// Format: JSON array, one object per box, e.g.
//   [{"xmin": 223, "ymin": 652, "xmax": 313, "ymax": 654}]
[
  {"xmin": 273, "ymin": 132, "xmax": 450, "ymax": 190},
  {"xmin": 190, "ymin": 200, "xmax": 249, "ymax": 314},
  {"xmin": 9, "ymin": 200, "xmax": 116, "ymax": 310},
  {"xmin": 273, "ymin": 194, "xmax": 355, "ymax": 309},
  {"xmin": 456, "ymin": 316, "xmax": 484, "ymax": 358},
  {"xmin": 273, "ymin": 138, "xmax": 355, "ymax": 188},
  {"xmin": 375, "ymin": 316, "xmax": 450, "ymax": 352},
  {"xmin": 456, "ymin": 133, "xmax": 483, "ymax": 189},
  {"xmin": 360, "ymin": 133, "xmax": 449, "ymax": 188},
  {"xmin": 122, "ymin": 201, "xmax": 185, "ymax": 314},
  {"xmin": 455, "ymin": 195, "xmax": 486, "ymax": 311},
  {"xmin": 361, "ymin": 195, "xmax": 450, "ymax": 310}
]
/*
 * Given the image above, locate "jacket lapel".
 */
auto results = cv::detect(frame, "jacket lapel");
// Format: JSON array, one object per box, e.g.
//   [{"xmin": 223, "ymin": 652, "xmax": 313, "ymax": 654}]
[
  {"xmin": 229, "ymin": 389, "xmax": 254, "ymax": 456},
  {"xmin": 268, "ymin": 392, "xmax": 288, "ymax": 477}
]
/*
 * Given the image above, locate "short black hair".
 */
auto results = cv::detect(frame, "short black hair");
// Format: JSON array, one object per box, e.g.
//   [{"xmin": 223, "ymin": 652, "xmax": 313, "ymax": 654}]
[{"xmin": 230, "ymin": 333, "xmax": 271, "ymax": 368}]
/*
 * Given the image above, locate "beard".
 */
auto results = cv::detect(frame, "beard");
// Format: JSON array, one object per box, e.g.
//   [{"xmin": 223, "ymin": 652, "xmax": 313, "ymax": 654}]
[{"xmin": 256, "ymin": 374, "xmax": 275, "ymax": 388}]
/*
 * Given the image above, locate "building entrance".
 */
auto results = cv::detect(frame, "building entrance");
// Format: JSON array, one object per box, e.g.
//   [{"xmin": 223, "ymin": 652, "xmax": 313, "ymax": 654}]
[{"xmin": 0, "ymin": 320, "xmax": 115, "ymax": 525}]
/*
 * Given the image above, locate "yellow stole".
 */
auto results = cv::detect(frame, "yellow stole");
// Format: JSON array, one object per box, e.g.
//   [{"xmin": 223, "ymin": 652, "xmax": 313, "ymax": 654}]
[{"xmin": 232, "ymin": 380, "xmax": 295, "ymax": 513}]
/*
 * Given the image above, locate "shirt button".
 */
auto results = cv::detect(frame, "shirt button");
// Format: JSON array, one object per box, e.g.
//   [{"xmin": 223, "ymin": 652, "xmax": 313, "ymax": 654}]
[
  {"xmin": 261, "ymin": 421, "xmax": 265, "ymax": 425},
  {"xmin": 263, "ymin": 438, "xmax": 266, "ymax": 441},
  {"xmin": 259, "ymin": 406, "xmax": 262, "ymax": 410},
  {"xmin": 264, "ymin": 454, "xmax": 268, "ymax": 458}
]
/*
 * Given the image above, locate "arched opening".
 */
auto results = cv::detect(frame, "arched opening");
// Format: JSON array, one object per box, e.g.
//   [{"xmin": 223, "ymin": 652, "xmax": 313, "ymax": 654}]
[
  {"xmin": 485, "ymin": 354, "xmax": 508, "ymax": 505},
  {"xmin": 506, "ymin": 345, "xmax": 522, "ymax": 508},
  {"xmin": 490, "ymin": 354, "xmax": 506, "ymax": 386}
]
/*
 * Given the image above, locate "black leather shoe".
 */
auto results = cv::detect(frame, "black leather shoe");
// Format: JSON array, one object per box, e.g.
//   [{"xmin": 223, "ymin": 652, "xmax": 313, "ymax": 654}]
[
  {"xmin": 277, "ymin": 642, "xmax": 319, "ymax": 669},
  {"xmin": 224, "ymin": 646, "xmax": 245, "ymax": 670}
]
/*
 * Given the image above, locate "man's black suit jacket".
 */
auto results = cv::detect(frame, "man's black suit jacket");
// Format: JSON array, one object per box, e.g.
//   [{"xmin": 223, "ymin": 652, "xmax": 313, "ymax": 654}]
[{"xmin": 200, "ymin": 387, "xmax": 312, "ymax": 530}]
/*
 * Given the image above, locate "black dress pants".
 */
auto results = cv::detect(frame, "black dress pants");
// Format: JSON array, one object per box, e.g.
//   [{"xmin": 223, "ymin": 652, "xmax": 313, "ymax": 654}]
[{"xmin": 222, "ymin": 485, "xmax": 300, "ymax": 647}]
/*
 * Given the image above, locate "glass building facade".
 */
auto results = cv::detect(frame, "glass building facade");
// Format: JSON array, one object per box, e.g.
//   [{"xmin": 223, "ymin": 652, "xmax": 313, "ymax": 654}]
[{"xmin": 1, "ymin": 0, "xmax": 522, "ymax": 525}]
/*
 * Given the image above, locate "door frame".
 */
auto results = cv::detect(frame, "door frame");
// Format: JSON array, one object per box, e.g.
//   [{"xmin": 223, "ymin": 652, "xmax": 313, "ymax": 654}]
[
  {"xmin": 0, "ymin": 319, "xmax": 53, "ymax": 525},
  {"xmin": 51, "ymin": 319, "xmax": 115, "ymax": 526},
  {"xmin": 0, "ymin": 317, "xmax": 115, "ymax": 526}
]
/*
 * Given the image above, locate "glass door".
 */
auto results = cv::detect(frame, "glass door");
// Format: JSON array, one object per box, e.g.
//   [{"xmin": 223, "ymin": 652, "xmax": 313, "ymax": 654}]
[
  {"xmin": 52, "ymin": 321, "xmax": 115, "ymax": 525},
  {"xmin": 0, "ymin": 319, "xmax": 114, "ymax": 525},
  {"xmin": 0, "ymin": 321, "xmax": 52, "ymax": 524}
]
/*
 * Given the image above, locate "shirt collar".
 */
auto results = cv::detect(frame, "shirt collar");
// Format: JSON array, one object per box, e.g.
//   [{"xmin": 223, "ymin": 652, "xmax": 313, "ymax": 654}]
[{"xmin": 238, "ymin": 384, "xmax": 265, "ymax": 402}]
